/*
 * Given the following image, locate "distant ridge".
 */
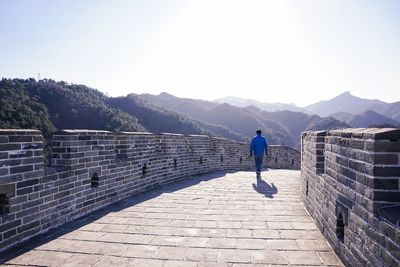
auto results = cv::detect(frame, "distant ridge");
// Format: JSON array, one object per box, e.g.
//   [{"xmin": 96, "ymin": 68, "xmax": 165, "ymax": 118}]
[
  {"xmin": 304, "ymin": 91, "xmax": 386, "ymax": 117},
  {"xmin": 214, "ymin": 95, "xmax": 308, "ymax": 113},
  {"xmin": 139, "ymin": 92, "xmax": 349, "ymax": 149},
  {"xmin": 370, "ymin": 101, "xmax": 400, "ymax": 122},
  {"xmin": 331, "ymin": 110, "xmax": 400, "ymax": 128},
  {"xmin": 4, "ymin": 79, "xmax": 395, "ymax": 151}
]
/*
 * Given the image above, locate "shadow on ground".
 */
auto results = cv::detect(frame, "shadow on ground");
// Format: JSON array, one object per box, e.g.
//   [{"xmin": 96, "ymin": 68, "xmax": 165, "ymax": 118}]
[
  {"xmin": 252, "ymin": 176, "xmax": 278, "ymax": 198},
  {"xmin": 0, "ymin": 171, "xmax": 233, "ymax": 263}
]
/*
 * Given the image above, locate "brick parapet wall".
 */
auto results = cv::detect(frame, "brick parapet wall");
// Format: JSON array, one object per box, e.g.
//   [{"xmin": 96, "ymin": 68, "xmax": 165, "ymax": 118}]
[
  {"xmin": 0, "ymin": 129, "xmax": 300, "ymax": 252},
  {"xmin": 301, "ymin": 128, "xmax": 400, "ymax": 267}
]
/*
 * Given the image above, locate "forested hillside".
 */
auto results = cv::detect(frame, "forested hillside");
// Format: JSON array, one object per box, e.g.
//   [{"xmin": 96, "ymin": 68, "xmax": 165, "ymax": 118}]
[
  {"xmin": 107, "ymin": 95, "xmax": 246, "ymax": 141},
  {"xmin": 0, "ymin": 80, "xmax": 56, "ymax": 137},
  {"xmin": 1, "ymin": 78, "xmax": 350, "ymax": 156},
  {"xmin": 0, "ymin": 78, "xmax": 144, "ymax": 136},
  {"xmin": 0, "ymin": 78, "xmax": 245, "ymax": 144}
]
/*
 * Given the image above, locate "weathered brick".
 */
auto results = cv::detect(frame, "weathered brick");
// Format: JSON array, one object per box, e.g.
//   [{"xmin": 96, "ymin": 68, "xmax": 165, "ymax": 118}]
[
  {"xmin": 380, "ymin": 250, "xmax": 399, "ymax": 267},
  {"xmin": 371, "ymin": 129, "xmax": 400, "ymax": 140},
  {"xmin": 0, "ymin": 159, "xmax": 21, "ymax": 167},
  {"xmin": 77, "ymin": 135, "xmax": 92, "ymax": 141},
  {"xmin": 8, "ymin": 136, "xmax": 33, "ymax": 143},
  {"xmin": 0, "ymin": 219, "xmax": 21, "ymax": 233},
  {"xmin": 59, "ymin": 183, "xmax": 74, "ymax": 191},
  {"xmin": 3, "ymin": 228, "xmax": 17, "ymax": 239},
  {"xmin": 374, "ymin": 154, "xmax": 398, "ymax": 165},
  {"xmin": 21, "ymin": 198, "xmax": 43, "ymax": 210},
  {"xmin": 0, "ymin": 236, "xmax": 18, "ymax": 252},
  {"xmin": 62, "ymin": 152, "xmax": 85, "ymax": 159},
  {"xmin": 373, "ymin": 179, "xmax": 399, "ymax": 190},
  {"xmin": 54, "ymin": 190, "xmax": 70, "ymax": 200},
  {"xmin": 17, "ymin": 220, "xmax": 40, "ymax": 233},
  {"xmin": 373, "ymin": 191, "xmax": 400, "ymax": 202},
  {"xmin": 40, "ymin": 188, "xmax": 58, "ymax": 198},
  {"xmin": 0, "ymin": 167, "xmax": 9, "ymax": 176},
  {"xmin": 34, "ymin": 163, "xmax": 44, "ymax": 171},
  {"xmin": 23, "ymin": 211, "xmax": 44, "ymax": 224},
  {"xmin": 338, "ymin": 194, "xmax": 353, "ymax": 209},
  {"xmin": 348, "ymin": 160, "xmax": 365, "ymax": 173},
  {"xmin": 302, "ymin": 129, "xmax": 400, "ymax": 267},
  {"xmin": 16, "ymin": 187, "xmax": 33, "ymax": 195},
  {"xmin": 9, "ymin": 195, "xmax": 27, "ymax": 206},
  {"xmin": 342, "ymin": 167, "xmax": 356, "ymax": 180},
  {"xmin": 22, "ymin": 157, "xmax": 43, "ymax": 164},
  {"xmin": 23, "ymin": 170, "xmax": 43, "ymax": 180},
  {"xmin": 372, "ymin": 141, "xmax": 400, "ymax": 152},
  {"xmin": 82, "ymin": 199, "xmax": 95, "ymax": 207},
  {"xmin": 0, "ymin": 144, "xmax": 21, "ymax": 151},
  {"xmin": 52, "ymin": 147, "xmax": 66, "ymax": 153},
  {"xmin": 74, "ymin": 169, "xmax": 88, "ymax": 175},
  {"xmin": 33, "ymin": 150, "xmax": 43, "ymax": 157},
  {"xmin": 17, "ymin": 179, "xmax": 39, "ymax": 189},
  {"xmin": 0, "ymin": 184, "xmax": 15, "ymax": 195},
  {"xmin": 0, "ymin": 152, "xmax": 8, "ymax": 159},
  {"xmin": 10, "ymin": 165, "xmax": 33, "ymax": 174},
  {"xmin": 373, "ymin": 166, "xmax": 400, "ymax": 177}
]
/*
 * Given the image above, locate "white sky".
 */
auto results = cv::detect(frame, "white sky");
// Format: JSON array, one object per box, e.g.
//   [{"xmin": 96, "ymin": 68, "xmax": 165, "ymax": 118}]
[{"xmin": 0, "ymin": 0, "xmax": 399, "ymax": 106}]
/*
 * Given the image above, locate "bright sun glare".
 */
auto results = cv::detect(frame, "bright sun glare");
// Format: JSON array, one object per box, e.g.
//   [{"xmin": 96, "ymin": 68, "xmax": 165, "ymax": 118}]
[{"xmin": 115, "ymin": 0, "xmax": 322, "ymax": 104}]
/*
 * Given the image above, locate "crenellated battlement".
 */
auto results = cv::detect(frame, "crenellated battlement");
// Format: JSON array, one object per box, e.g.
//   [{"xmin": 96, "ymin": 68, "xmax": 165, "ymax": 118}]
[
  {"xmin": 0, "ymin": 129, "xmax": 300, "ymax": 252},
  {"xmin": 301, "ymin": 128, "xmax": 400, "ymax": 267}
]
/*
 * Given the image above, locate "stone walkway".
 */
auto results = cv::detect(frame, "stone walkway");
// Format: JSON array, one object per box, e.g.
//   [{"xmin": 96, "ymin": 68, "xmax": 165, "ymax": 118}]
[{"xmin": 1, "ymin": 170, "xmax": 344, "ymax": 266}]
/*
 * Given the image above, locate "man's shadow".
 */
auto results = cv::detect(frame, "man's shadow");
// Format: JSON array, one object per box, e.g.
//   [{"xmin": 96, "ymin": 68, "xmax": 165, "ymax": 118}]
[{"xmin": 252, "ymin": 178, "xmax": 278, "ymax": 198}]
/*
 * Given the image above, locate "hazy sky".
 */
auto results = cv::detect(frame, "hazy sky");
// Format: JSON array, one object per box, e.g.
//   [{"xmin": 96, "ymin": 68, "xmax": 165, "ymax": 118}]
[{"xmin": 1, "ymin": 0, "xmax": 399, "ymax": 106}]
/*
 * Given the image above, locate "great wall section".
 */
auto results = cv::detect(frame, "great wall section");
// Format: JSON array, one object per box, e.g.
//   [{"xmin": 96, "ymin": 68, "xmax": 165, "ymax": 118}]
[
  {"xmin": 302, "ymin": 128, "xmax": 400, "ymax": 266},
  {"xmin": 0, "ymin": 129, "xmax": 299, "ymax": 253},
  {"xmin": 0, "ymin": 128, "xmax": 399, "ymax": 266}
]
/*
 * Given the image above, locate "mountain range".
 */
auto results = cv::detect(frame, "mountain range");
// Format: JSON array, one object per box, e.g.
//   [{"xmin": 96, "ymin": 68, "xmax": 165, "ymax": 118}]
[
  {"xmin": 215, "ymin": 91, "xmax": 400, "ymax": 128},
  {"xmin": 214, "ymin": 96, "xmax": 307, "ymax": 113},
  {"xmin": 138, "ymin": 92, "xmax": 349, "ymax": 149},
  {"xmin": 304, "ymin": 91, "xmax": 386, "ymax": 116},
  {"xmin": 330, "ymin": 110, "xmax": 400, "ymax": 128},
  {"xmin": 1, "ymin": 78, "xmax": 397, "ymax": 156},
  {"xmin": 0, "ymin": 79, "xmax": 245, "ymax": 156}
]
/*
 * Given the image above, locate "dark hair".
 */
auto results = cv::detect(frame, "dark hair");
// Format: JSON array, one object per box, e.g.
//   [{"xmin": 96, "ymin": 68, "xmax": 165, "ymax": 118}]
[{"xmin": 256, "ymin": 129, "xmax": 262, "ymax": 134}]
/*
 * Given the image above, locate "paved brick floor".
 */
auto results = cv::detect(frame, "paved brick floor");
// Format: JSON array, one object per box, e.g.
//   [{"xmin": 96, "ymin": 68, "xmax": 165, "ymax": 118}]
[{"xmin": 1, "ymin": 170, "xmax": 344, "ymax": 266}]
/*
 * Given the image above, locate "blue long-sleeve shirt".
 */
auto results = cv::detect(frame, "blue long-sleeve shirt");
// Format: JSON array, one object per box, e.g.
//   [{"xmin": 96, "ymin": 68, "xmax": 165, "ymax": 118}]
[{"xmin": 250, "ymin": 134, "xmax": 268, "ymax": 156}]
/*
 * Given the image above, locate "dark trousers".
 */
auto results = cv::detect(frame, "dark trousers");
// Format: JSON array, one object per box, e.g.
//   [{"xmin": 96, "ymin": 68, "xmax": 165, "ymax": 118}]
[{"xmin": 254, "ymin": 154, "xmax": 264, "ymax": 173}]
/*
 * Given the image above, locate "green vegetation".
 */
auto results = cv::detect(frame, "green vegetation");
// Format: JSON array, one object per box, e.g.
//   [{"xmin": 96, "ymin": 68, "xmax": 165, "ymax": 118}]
[
  {"xmin": 0, "ymin": 78, "xmax": 149, "ymax": 163},
  {"xmin": 108, "ymin": 95, "xmax": 209, "ymax": 135},
  {"xmin": 1, "ymin": 78, "xmax": 351, "ymax": 163},
  {"xmin": 0, "ymin": 78, "xmax": 248, "ymax": 164},
  {"xmin": 0, "ymin": 78, "xmax": 56, "ymax": 137},
  {"xmin": 0, "ymin": 78, "xmax": 144, "ymax": 134}
]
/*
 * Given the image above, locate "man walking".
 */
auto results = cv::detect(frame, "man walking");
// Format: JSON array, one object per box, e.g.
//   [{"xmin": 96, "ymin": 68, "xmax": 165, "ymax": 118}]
[{"xmin": 250, "ymin": 129, "xmax": 268, "ymax": 179}]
